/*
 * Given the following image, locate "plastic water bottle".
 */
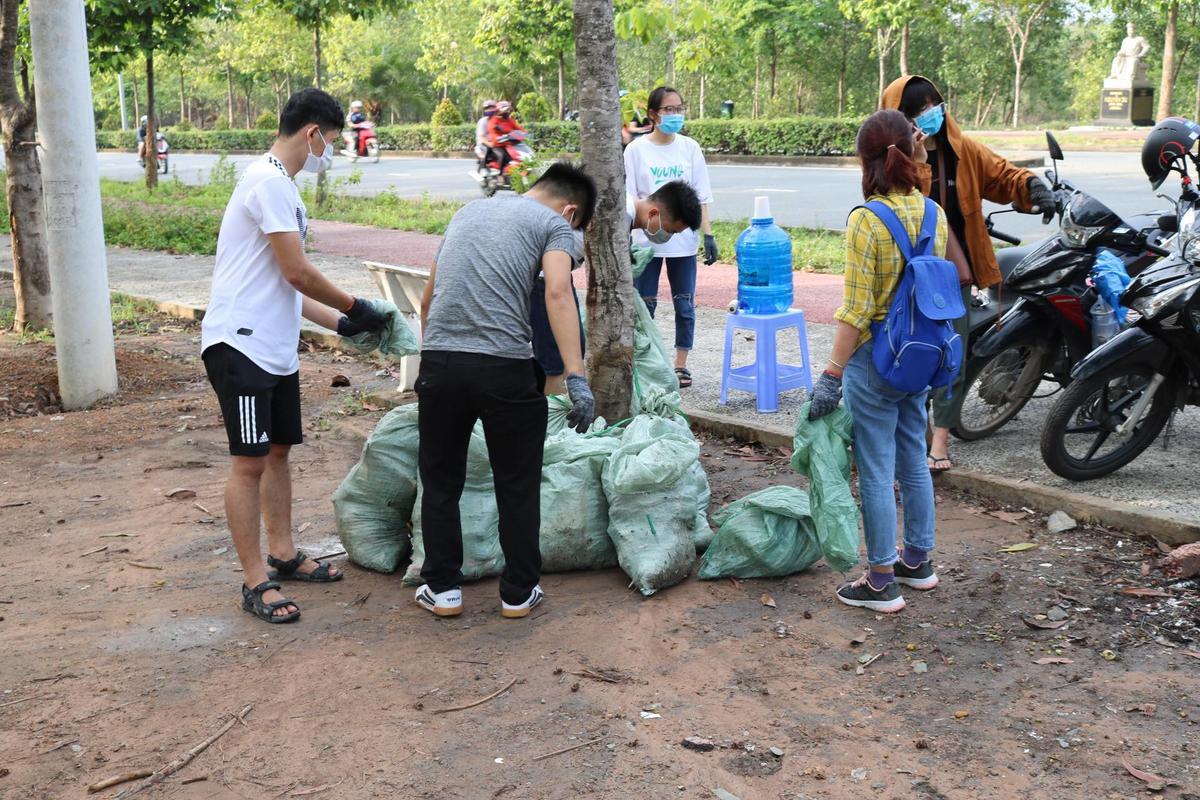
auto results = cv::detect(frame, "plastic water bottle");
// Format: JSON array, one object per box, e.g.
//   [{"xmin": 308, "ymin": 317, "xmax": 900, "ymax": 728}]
[
  {"xmin": 1090, "ymin": 294, "xmax": 1119, "ymax": 349},
  {"xmin": 735, "ymin": 196, "xmax": 793, "ymax": 314}
]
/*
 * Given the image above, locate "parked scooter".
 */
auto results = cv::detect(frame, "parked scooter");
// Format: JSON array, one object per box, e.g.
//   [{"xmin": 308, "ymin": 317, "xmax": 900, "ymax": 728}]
[
  {"xmin": 342, "ymin": 121, "xmax": 380, "ymax": 163},
  {"xmin": 472, "ymin": 129, "xmax": 534, "ymax": 197},
  {"xmin": 1040, "ymin": 119, "xmax": 1200, "ymax": 480},
  {"xmin": 953, "ymin": 132, "xmax": 1173, "ymax": 441}
]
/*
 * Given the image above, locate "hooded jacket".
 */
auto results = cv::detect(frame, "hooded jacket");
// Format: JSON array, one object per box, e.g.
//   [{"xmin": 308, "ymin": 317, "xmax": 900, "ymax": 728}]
[{"xmin": 881, "ymin": 75, "xmax": 1035, "ymax": 289}]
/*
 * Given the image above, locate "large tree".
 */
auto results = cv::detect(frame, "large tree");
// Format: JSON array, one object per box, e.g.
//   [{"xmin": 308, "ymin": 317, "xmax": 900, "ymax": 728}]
[
  {"xmin": 983, "ymin": 0, "xmax": 1059, "ymax": 127},
  {"xmin": 476, "ymin": 0, "xmax": 573, "ymax": 117},
  {"xmin": 0, "ymin": 0, "xmax": 49, "ymax": 331},
  {"xmin": 575, "ymin": 0, "xmax": 633, "ymax": 420}
]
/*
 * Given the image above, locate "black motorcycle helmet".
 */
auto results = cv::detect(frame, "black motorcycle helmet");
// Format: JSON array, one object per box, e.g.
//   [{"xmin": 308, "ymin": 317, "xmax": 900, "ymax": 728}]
[{"xmin": 1141, "ymin": 117, "xmax": 1200, "ymax": 189}]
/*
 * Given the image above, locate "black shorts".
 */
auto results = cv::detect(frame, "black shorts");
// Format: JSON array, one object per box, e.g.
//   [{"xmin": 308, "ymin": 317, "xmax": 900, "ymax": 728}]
[
  {"xmin": 203, "ymin": 343, "xmax": 303, "ymax": 457},
  {"xmin": 529, "ymin": 277, "xmax": 585, "ymax": 377}
]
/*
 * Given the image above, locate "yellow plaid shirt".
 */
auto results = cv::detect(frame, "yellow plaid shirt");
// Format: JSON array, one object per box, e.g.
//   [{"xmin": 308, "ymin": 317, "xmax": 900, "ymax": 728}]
[{"xmin": 835, "ymin": 189, "xmax": 948, "ymax": 347}]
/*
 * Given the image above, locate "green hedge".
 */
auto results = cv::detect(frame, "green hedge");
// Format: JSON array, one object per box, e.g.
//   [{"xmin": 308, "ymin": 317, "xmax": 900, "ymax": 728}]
[{"xmin": 95, "ymin": 116, "xmax": 859, "ymax": 157}]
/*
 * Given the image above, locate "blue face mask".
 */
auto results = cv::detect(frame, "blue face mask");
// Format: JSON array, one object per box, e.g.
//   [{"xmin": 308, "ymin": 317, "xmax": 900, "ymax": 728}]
[
  {"xmin": 657, "ymin": 114, "xmax": 685, "ymax": 135},
  {"xmin": 914, "ymin": 104, "xmax": 945, "ymax": 137}
]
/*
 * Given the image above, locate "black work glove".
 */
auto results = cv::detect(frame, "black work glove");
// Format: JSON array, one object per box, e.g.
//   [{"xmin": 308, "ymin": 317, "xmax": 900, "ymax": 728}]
[
  {"xmin": 565, "ymin": 373, "xmax": 596, "ymax": 434},
  {"xmin": 338, "ymin": 297, "xmax": 391, "ymax": 336},
  {"xmin": 703, "ymin": 234, "xmax": 719, "ymax": 265},
  {"xmin": 1026, "ymin": 176, "xmax": 1055, "ymax": 225},
  {"xmin": 807, "ymin": 371, "xmax": 843, "ymax": 421}
]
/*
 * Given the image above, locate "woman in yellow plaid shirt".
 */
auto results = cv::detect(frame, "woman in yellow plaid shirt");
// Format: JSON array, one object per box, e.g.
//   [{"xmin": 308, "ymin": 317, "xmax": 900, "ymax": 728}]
[{"xmin": 808, "ymin": 109, "xmax": 964, "ymax": 614}]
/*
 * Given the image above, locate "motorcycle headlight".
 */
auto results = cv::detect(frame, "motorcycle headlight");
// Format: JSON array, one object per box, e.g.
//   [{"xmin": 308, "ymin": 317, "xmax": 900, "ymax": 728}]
[
  {"xmin": 1129, "ymin": 275, "xmax": 1200, "ymax": 320},
  {"xmin": 1060, "ymin": 208, "xmax": 1105, "ymax": 247},
  {"xmin": 1015, "ymin": 265, "xmax": 1075, "ymax": 290}
]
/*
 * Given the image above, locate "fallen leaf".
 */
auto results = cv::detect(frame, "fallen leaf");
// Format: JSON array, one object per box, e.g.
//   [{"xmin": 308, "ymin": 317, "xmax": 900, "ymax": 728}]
[
  {"xmin": 330, "ymin": 375, "xmax": 351, "ymax": 387},
  {"xmin": 760, "ymin": 593, "xmax": 776, "ymax": 609},
  {"xmin": 849, "ymin": 631, "xmax": 869, "ymax": 647},
  {"xmin": 1022, "ymin": 617, "xmax": 1068, "ymax": 630},
  {"xmin": 1033, "ymin": 657, "xmax": 1074, "ymax": 665},
  {"xmin": 1122, "ymin": 759, "xmax": 1177, "ymax": 790},
  {"xmin": 127, "ymin": 561, "xmax": 164, "ymax": 571},
  {"xmin": 1183, "ymin": 651, "xmax": 1200, "ymax": 660},
  {"xmin": 985, "ymin": 510, "xmax": 1027, "ymax": 524},
  {"xmin": 362, "ymin": 403, "xmax": 384, "ymax": 412},
  {"xmin": 1124, "ymin": 703, "xmax": 1157, "ymax": 716},
  {"xmin": 953, "ymin": 710, "xmax": 970, "ymax": 719},
  {"xmin": 997, "ymin": 542, "xmax": 1039, "ymax": 553},
  {"xmin": 165, "ymin": 488, "xmax": 196, "ymax": 500},
  {"xmin": 81, "ymin": 495, "xmax": 106, "ymax": 503},
  {"xmin": 1101, "ymin": 649, "xmax": 1118, "ymax": 661},
  {"xmin": 1118, "ymin": 587, "xmax": 1171, "ymax": 598},
  {"xmin": 297, "ymin": 522, "xmax": 311, "ymax": 535}
]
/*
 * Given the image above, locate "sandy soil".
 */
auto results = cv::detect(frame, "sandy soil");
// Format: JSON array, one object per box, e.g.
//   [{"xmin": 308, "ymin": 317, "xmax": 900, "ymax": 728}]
[{"xmin": 0, "ymin": 320, "xmax": 1198, "ymax": 800}]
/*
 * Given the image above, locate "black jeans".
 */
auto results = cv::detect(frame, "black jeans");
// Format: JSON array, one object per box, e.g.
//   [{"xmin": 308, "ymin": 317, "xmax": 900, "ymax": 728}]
[{"xmin": 416, "ymin": 351, "xmax": 547, "ymax": 604}]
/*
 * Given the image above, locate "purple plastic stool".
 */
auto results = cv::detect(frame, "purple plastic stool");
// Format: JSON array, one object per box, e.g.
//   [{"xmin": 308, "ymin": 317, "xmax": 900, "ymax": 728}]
[{"xmin": 719, "ymin": 310, "xmax": 813, "ymax": 413}]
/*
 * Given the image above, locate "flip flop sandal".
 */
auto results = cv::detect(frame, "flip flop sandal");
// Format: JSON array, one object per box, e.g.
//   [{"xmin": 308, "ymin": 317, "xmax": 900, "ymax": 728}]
[
  {"xmin": 242, "ymin": 580, "xmax": 300, "ymax": 624},
  {"xmin": 267, "ymin": 549, "xmax": 344, "ymax": 583},
  {"xmin": 928, "ymin": 455, "xmax": 954, "ymax": 473},
  {"xmin": 675, "ymin": 367, "xmax": 693, "ymax": 388}
]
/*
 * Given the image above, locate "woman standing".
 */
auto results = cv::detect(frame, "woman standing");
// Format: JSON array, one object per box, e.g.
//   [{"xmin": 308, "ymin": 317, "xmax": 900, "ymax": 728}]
[
  {"xmin": 624, "ymin": 86, "xmax": 717, "ymax": 388},
  {"xmin": 807, "ymin": 109, "xmax": 945, "ymax": 614}
]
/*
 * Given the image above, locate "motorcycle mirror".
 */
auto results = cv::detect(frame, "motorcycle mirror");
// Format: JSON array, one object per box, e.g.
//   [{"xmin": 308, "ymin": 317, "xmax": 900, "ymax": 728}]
[
  {"xmin": 1157, "ymin": 214, "xmax": 1178, "ymax": 233},
  {"xmin": 1045, "ymin": 131, "xmax": 1064, "ymax": 162}
]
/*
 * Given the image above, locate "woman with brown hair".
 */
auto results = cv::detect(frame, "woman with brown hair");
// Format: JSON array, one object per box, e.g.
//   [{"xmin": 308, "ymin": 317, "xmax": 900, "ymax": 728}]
[{"xmin": 807, "ymin": 109, "xmax": 947, "ymax": 614}]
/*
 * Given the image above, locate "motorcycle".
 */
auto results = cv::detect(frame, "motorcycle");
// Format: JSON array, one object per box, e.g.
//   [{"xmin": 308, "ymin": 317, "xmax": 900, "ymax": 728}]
[
  {"xmin": 472, "ymin": 129, "xmax": 534, "ymax": 197},
  {"xmin": 342, "ymin": 122, "xmax": 380, "ymax": 163},
  {"xmin": 1040, "ymin": 150, "xmax": 1200, "ymax": 481},
  {"xmin": 954, "ymin": 132, "xmax": 1173, "ymax": 441},
  {"xmin": 139, "ymin": 131, "xmax": 170, "ymax": 174}
]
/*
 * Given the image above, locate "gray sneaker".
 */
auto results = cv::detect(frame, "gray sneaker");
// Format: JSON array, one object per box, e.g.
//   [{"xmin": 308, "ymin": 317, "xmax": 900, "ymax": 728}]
[
  {"xmin": 894, "ymin": 554, "xmax": 939, "ymax": 590},
  {"xmin": 836, "ymin": 573, "xmax": 906, "ymax": 614}
]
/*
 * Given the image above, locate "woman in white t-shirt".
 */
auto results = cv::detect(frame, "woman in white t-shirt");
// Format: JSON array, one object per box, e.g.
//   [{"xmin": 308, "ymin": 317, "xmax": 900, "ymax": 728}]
[{"xmin": 624, "ymin": 86, "xmax": 716, "ymax": 388}]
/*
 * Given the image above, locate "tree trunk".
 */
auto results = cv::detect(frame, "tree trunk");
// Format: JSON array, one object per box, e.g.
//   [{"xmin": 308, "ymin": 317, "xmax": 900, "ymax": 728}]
[
  {"xmin": 900, "ymin": 23, "xmax": 910, "ymax": 76},
  {"xmin": 795, "ymin": 77, "xmax": 803, "ymax": 114},
  {"xmin": 132, "ymin": 72, "xmax": 140, "ymax": 121},
  {"xmin": 144, "ymin": 50, "xmax": 157, "ymax": 189},
  {"xmin": 877, "ymin": 40, "xmax": 886, "ymax": 108},
  {"xmin": 243, "ymin": 84, "xmax": 251, "ymax": 128},
  {"xmin": 225, "ymin": 63, "xmax": 234, "ymax": 126},
  {"xmin": 0, "ymin": 0, "xmax": 51, "ymax": 331},
  {"xmin": 769, "ymin": 31, "xmax": 777, "ymax": 100},
  {"xmin": 286, "ymin": 73, "xmax": 293, "ymax": 98},
  {"xmin": 178, "ymin": 64, "xmax": 186, "ymax": 125},
  {"xmin": 698, "ymin": 72, "xmax": 706, "ymax": 119},
  {"xmin": 573, "ymin": 0, "xmax": 633, "ymax": 421},
  {"xmin": 313, "ymin": 19, "xmax": 323, "ymax": 89},
  {"xmin": 1158, "ymin": 1, "xmax": 1178, "ymax": 121},
  {"xmin": 1195, "ymin": 64, "xmax": 1200, "ymax": 121},
  {"xmin": 557, "ymin": 50, "xmax": 566, "ymax": 119},
  {"xmin": 313, "ymin": 18, "xmax": 328, "ymax": 208},
  {"xmin": 1012, "ymin": 52, "xmax": 1023, "ymax": 127},
  {"xmin": 752, "ymin": 55, "xmax": 760, "ymax": 118}
]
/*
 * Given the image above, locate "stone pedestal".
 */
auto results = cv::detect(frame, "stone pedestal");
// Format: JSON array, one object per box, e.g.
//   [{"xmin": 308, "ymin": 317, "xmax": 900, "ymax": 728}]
[{"xmin": 1100, "ymin": 78, "xmax": 1154, "ymax": 126}]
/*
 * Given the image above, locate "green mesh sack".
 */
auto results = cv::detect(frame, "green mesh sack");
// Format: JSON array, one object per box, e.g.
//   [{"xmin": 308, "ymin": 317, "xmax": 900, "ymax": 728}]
[{"xmin": 789, "ymin": 401, "xmax": 860, "ymax": 573}]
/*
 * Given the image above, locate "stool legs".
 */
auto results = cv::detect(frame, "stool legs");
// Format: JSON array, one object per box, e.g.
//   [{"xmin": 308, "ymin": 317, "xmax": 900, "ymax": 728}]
[
  {"xmin": 719, "ymin": 315, "xmax": 735, "ymax": 405},
  {"xmin": 755, "ymin": 322, "xmax": 778, "ymax": 413},
  {"xmin": 794, "ymin": 311, "xmax": 814, "ymax": 394}
]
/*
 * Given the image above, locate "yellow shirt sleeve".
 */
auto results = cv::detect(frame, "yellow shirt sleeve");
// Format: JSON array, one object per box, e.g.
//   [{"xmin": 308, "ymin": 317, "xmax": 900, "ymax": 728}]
[{"xmin": 834, "ymin": 207, "xmax": 878, "ymax": 331}]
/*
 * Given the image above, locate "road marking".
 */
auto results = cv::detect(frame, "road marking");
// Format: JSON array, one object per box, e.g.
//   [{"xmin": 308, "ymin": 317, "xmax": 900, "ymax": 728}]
[{"xmin": 752, "ymin": 188, "xmax": 799, "ymax": 193}]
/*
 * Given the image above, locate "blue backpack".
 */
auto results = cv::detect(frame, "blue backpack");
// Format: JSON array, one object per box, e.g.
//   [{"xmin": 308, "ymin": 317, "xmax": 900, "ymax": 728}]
[{"xmin": 858, "ymin": 198, "xmax": 965, "ymax": 395}]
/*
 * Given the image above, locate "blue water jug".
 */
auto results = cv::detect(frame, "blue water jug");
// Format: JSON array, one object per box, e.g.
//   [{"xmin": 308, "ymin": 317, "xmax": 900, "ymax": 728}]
[{"xmin": 735, "ymin": 196, "xmax": 793, "ymax": 314}]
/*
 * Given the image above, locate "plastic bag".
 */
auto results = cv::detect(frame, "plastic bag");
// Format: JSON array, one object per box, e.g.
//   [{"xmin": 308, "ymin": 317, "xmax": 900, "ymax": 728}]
[
  {"xmin": 629, "ymin": 245, "xmax": 683, "ymax": 418},
  {"xmin": 602, "ymin": 415, "xmax": 705, "ymax": 595},
  {"xmin": 698, "ymin": 486, "xmax": 823, "ymax": 579},
  {"xmin": 338, "ymin": 299, "xmax": 421, "ymax": 360},
  {"xmin": 1091, "ymin": 248, "xmax": 1132, "ymax": 324},
  {"xmin": 332, "ymin": 403, "xmax": 419, "ymax": 573},
  {"xmin": 789, "ymin": 401, "xmax": 860, "ymax": 573}
]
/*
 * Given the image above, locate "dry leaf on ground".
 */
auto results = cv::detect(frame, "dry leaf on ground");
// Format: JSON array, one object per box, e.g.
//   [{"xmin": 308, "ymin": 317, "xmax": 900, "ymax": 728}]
[
  {"xmin": 760, "ymin": 593, "xmax": 776, "ymax": 608},
  {"xmin": 1033, "ymin": 657, "xmax": 1073, "ymax": 665},
  {"xmin": 997, "ymin": 542, "xmax": 1039, "ymax": 553}
]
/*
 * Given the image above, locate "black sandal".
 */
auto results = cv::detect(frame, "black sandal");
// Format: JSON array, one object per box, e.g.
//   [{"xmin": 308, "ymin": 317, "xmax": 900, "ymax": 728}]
[
  {"xmin": 266, "ymin": 549, "xmax": 344, "ymax": 583},
  {"xmin": 242, "ymin": 580, "xmax": 300, "ymax": 624},
  {"xmin": 675, "ymin": 367, "xmax": 692, "ymax": 388}
]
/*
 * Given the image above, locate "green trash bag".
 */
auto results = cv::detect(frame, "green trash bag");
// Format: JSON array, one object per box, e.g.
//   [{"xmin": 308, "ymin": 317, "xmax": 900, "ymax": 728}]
[
  {"xmin": 698, "ymin": 486, "xmax": 822, "ymax": 579},
  {"xmin": 602, "ymin": 415, "xmax": 707, "ymax": 595},
  {"xmin": 338, "ymin": 299, "xmax": 420, "ymax": 360},
  {"xmin": 629, "ymin": 245, "xmax": 683, "ymax": 418},
  {"xmin": 332, "ymin": 403, "xmax": 419, "ymax": 573},
  {"xmin": 789, "ymin": 401, "xmax": 860, "ymax": 573}
]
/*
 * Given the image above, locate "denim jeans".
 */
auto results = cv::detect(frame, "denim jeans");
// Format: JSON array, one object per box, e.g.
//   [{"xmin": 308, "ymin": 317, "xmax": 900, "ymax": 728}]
[
  {"xmin": 842, "ymin": 340, "xmax": 937, "ymax": 567},
  {"xmin": 930, "ymin": 284, "xmax": 973, "ymax": 428},
  {"xmin": 634, "ymin": 255, "xmax": 697, "ymax": 350}
]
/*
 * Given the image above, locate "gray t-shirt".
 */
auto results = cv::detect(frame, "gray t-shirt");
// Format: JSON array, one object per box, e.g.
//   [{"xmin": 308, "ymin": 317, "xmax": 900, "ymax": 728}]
[{"xmin": 423, "ymin": 195, "xmax": 577, "ymax": 360}]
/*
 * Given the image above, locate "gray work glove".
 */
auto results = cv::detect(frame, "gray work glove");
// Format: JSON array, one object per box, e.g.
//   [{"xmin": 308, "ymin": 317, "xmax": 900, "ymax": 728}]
[
  {"xmin": 1026, "ymin": 176, "xmax": 1055, "ymax": 225},
  {"xmin": 807, "ymin": 371, "xmax": 843, "ymax": 421},
  {"xmin": 703, "ymin": 234, "xmax": 719, "ymax": 265},
  {"xmin": 565, "ymin": 373, "xmax": 596, "ymax": 434}
]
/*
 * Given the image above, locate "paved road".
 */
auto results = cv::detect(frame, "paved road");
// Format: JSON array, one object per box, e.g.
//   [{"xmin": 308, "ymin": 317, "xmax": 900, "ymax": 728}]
[{"xmin": 86, "ymin": 150, "xmax": 1161, "ymax": 241}]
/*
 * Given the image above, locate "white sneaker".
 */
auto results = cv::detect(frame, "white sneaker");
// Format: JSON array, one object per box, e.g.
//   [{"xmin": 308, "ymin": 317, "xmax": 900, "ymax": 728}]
[
  {"xmin": 501, "ymin": 585, "xmax": 544, "ymax": 619},
  {"xmin": 415, "ymin": 585, "xmax": 463, "ymax": 617}
]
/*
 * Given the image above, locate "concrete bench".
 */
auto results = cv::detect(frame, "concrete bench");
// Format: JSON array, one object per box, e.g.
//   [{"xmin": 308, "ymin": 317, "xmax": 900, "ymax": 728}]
[{"xmin": 364, "ymin": 260, "xmax": 428, "ymax": 392}]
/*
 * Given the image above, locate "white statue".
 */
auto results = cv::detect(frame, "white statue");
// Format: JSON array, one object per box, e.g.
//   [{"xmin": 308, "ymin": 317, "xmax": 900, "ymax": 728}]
[{"xmin": 1109, "ymin": 22, "xmax": 1151, "ymax": 83}]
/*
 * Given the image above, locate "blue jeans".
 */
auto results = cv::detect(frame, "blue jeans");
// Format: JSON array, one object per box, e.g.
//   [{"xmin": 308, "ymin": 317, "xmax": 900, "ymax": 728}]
[
  {"xmin": 634, "ymin": 255, "xmax": 696, "ymax": 350},
  {"xmin": 842, "ymin": 341, "xmax": 936, "ymax": 567}
]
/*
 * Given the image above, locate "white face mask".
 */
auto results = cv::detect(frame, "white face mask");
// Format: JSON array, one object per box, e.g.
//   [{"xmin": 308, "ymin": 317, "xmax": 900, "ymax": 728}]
[
  {"xmin": 302, "ymin": 128, "xmax": 334, "ymax": 173},
  {"xmin": 644, "ymin": 211, "xmax": 673, "ymax": 244}
]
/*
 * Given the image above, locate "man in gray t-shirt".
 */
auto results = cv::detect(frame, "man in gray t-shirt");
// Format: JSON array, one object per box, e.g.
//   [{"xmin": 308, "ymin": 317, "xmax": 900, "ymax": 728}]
[{"xmin": 414, "ymin": 163, "xmax": 598, "ymax": 621}]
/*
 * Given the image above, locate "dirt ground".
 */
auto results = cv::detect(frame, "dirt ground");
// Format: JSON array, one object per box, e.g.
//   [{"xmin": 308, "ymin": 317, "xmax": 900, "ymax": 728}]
[{"xmin": 1, "ymin": 317, "xmax": 1199, "ymax": 800}]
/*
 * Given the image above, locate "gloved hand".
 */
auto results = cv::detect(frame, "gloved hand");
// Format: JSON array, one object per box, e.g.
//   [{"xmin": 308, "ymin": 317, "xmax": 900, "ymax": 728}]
[
  {"xmin": 807, "ymin": 371, "xmax": 843, "ymax": 421},
  {"xmin": 338, "ymin": 297, "xmax": 391, "ymax": 336},
  {"xmin": 1026, "ymin": 176, "xmax": 1055, "ymax": 225},
  {"xmin": 565, "ymin": 373, "xmax": 596, "ymax": 434},
  {"xmin": 703, "ymin": 234, "xmax": 719, "ymax": 265}
]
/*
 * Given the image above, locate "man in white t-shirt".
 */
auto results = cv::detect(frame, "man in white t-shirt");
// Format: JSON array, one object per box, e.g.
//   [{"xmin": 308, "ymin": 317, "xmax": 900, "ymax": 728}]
[{"xmin": 201, "ymin": 88, "xmax": 390, "ymax": 624}]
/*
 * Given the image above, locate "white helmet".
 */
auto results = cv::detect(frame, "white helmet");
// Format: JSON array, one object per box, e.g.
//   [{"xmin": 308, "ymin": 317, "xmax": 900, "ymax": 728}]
[
  {"xmin": 350, "ymin": 100, "xmax": 364, "ymax": 110},
  {"xmin": 140, "ymin": 115, "xmax": 148, "ymax": 124}
]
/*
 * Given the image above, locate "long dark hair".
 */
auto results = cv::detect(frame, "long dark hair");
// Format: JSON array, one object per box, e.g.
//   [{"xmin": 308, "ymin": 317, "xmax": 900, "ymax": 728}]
[{"xmin": 856, "ymin": 109, "xmax": 920, "ymax": 200}]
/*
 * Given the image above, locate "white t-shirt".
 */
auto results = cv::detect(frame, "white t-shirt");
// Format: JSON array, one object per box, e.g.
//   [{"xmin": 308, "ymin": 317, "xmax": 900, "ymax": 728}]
[
  {"xmin": 201, "ymin": 154, "xmax": 307, "ymax": 376},
  {"xmin": 623, "ymin": 134, "xmax": 713, "ymax": 258}
]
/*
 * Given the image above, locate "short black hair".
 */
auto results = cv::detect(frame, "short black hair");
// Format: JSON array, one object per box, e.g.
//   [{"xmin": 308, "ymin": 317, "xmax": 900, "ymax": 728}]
[
  {"xmin": 647, "ymin": 180, "xmax": 702, "ymax": 230},
  {"xmin": 899, "ymin": 78, "xmax": 943, "ymax": 120},
  {"xmin": 530, "ymin": 162, "xmax": 598, "ymax": 229},
  {"xmin": 278, "ymin": 88, "xmax": 344, "ymax": 136},
  {"xmin": 648, "ymin": 85, "xmax": 682, "ymax": 112}
]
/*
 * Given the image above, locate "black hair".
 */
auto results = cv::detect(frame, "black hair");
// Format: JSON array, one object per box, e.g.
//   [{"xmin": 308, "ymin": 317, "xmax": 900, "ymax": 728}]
[
  {"xmin": 648, "ymin": 85, "xmax": 682, "ymax": 112},
  {"xmin": 898, "ymin": 78, "xmax": 943, "ymax": 120},
  {"xmin": 647, "ymin": 180, "xmax": 702, "ymax": 230},
  {"xmin": 530, "ymin": 162, "xmax": 598, "ymax": 229},
  {"xmin": 278, "ymin": 88, "xmax": 344, "ymax": 136}
]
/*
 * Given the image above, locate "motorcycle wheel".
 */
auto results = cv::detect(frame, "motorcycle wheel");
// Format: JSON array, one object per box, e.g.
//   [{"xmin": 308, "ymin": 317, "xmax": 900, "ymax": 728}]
[
  {"xmin": 951, "ymin": 342, "xmax": 1048, "ymax": 441},
  {"xmin": 1039, "ymin": 360, "xmax": 1174, "ymax": 481},
  {"xmin": 159, "ymin": 155, "xmax": 169, "ymax": 174},
  {"xmin": 481, "ymin": 179, "xmax": 498, "ymax": 198},
  {"xmin": 367, "ymin": 142, "xmax": 380, "ymax": 163}
]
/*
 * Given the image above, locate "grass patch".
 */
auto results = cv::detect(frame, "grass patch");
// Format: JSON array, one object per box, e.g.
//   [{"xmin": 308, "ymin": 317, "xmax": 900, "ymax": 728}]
[
  {"xmin": 305, "ymin": 187, "xmax": 460, "ymax": 235},
  {"xmin": 711, "ymin": 220, "xmax": 844, "ymax": 274}
]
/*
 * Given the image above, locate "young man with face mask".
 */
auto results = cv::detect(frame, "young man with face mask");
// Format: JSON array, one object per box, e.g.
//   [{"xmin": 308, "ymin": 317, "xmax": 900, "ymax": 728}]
[
  {"xmin": 416, "ymin": 163, "xmax": 598, "ymax": 619},
  {"xmin": 201, "ymin": 88, "xmax": 391, "ymax": 624}
]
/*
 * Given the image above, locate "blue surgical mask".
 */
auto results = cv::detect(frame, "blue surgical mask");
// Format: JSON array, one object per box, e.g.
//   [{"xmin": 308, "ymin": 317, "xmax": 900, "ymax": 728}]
[
  {"xmin": 914, "ymin": 104, "xmax": 945, "ymax": 137},
  {"xmin": 657, "ymin": 114, "xmax": 685, "ymax": 135}
]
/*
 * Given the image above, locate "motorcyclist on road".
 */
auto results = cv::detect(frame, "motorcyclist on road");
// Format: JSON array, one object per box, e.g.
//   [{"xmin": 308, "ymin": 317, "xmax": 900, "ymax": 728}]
[
  {"xmin": 475, "ymin": 100, "xmax": 497, "ymax": 172},
  {"xmin": 344, "ymin": 100, "xmax": 369, "ymax": 155},
  {"xmin": 487, "ymin": 101, "xmax": 525, "ymax": 175},
  {"xmin": 137, "ymin": 115, "xmax": 148, "ymax": 164}
]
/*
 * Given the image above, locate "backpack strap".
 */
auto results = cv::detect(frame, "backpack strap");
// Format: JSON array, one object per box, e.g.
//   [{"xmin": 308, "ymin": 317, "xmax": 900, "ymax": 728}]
[
  {"xmin": 856, "ymin": 200, "xmax": 915, "ymax": 262},
  {"xmin": 914, "ymin": 197, "xmax": 939, "ymax": 258}
]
